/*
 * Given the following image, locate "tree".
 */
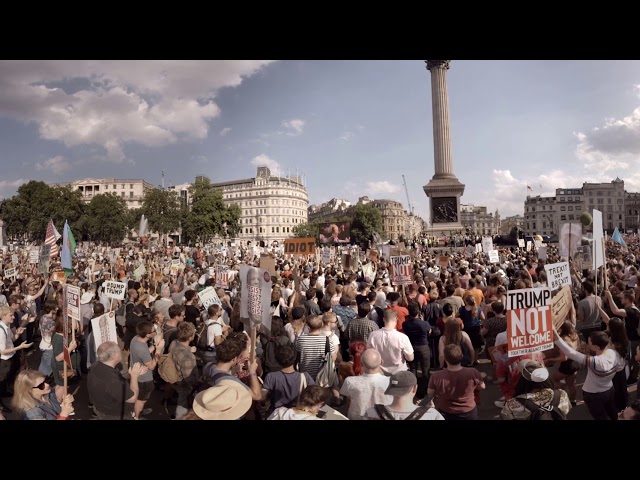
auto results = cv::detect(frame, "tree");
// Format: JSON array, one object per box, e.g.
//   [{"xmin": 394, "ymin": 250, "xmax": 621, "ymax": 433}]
[
  {"xmin": 82, "ymin": 193, "xmax": 130, "ymax": 243},
  {"xmin": 350, "ymin": 203, "xmax": 383, "ymax": 248},
  {"xmin": 141, "ymin": 189, "xmax": 181, "ymax": 241},
  {"xmin": 292, "ymin": 221, "xmax": 322, "ymax": 243},
  {"xmin": 183, "ymin": 178, "xmax": 240, "ymax": 243}
]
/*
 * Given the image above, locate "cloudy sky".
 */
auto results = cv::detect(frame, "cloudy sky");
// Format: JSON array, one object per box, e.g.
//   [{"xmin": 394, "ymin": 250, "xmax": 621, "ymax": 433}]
[{"xmin": 1, "ymin": 60, "xmax": 640, "ymax": 222}]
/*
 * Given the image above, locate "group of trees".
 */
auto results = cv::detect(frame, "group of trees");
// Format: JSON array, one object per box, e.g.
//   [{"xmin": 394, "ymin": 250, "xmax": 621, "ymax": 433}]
[
  {"xmin": 0, "ymin": 178, "xmax": 240, "ymax": 245},
  {"xmin": 292, "ymin": 203, "xmax": 384, "ymax": 249}
]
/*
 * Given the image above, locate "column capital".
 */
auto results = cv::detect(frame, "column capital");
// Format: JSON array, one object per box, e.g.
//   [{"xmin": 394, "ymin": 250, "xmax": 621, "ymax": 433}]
[{"xmin": 425, "ymin": 60, "xmax": 450, "ymax": 71}]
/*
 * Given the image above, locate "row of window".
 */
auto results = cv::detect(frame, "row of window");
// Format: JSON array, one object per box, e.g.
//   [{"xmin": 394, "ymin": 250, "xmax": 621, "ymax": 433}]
[
  {"xmin": 224, "ymin": 190, "xmax": 306, "ymax": 199},
  {"xmin": 242, "ymin": 209, "xmax": 305, "ymax": 216},
  {"xmin": 240, "ymin": 226, "xmax": 292, "ymax": 235},
  {"xmin": 241, "ymin": 217, "xmax": 302, "ymax": 224}
]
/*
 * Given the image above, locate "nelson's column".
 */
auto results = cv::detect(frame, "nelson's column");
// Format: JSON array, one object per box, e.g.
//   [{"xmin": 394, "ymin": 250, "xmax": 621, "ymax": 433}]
[{"xmin": 422, "ymin": 60, "xmax": 465, "ymax": 236}]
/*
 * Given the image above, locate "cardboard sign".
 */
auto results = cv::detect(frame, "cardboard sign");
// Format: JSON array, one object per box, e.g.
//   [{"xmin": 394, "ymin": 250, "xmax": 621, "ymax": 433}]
[
  {"xmin": 198, "ymin": 286, "xmax": 222, "ymax": 309},
  {"xmin": 438, "ymin": 255, "xmax": 449, "ymax": 268},
  {"xmin": 215, "ymin": 264, "xmax": 229, "ymax": 289},
  {"xmin": 51, "ymin": 271, "xmax": 66, "ymax": 283},
  {"xmin": 259, "ymin": 255, "xmax": 276, "ymax": 277},
  {"xmin": 103, "ymin": 280, "xmax": 127, "ymax": 300},
  {"xmin": 66, "ymin": 285, "xmax": 81, "ymax": 322},
  {"xmin": 518, "ymin": 239, "xmax": 525, "ymax": 248},
  {"xmin": 544, "ymin": 262, "xmax": 571, "ymax": 291},
  {"xmin": 551, "ymin": 286, "xmax": 574, "ymax": 330},
  {"xmin": 488, "ymin": 250, "xmax": 499, "ymax": 264},
  {"xmin": 390, "ymin": 255, "xmax": 413, "ymax": 285},
  {"xmin": 4, "ymin": 267, "xmax": 16, "ymax": 279},
  {"xmin": 29, "ymin": 249, "xmax": 39, "ymax": 264},
  {"xmin": 92, "ymin": 312, "xmax": 118, "ymax": 354},
  {"xmin": 482, "ymin": 237, "xmax": 493, "ymax": 253},
  {"xmin": 506, "ymin": 287, "xmax": 553, "ymax": 357},
  {"xmin": 284, "ymin": 238, "xmax": 316, "ymax": 256},
  {"xmin": 366, "ymin": 249, "xmax": 379, "ymax": 262},
  {"xmin": 538, "ymin": 246, "xmax": 547, "ymax": 261}
]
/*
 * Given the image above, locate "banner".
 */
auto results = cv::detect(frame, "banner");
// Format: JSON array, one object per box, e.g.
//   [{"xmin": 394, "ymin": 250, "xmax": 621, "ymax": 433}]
[
  {"xmin": 66, "ymin": 285, "xmax": 81, "ymax": 322},
  {"xmin": 544, "ymin": 262, "xmax": 571, "ymax": 291},
  {"xmin": 506, "ymin": 287, "xmax": 553, "ymax": 357},
  {"xmin": 390, "ymin": 255, "xmax": 413, "ymax": 285},
  {"xmin": 482, "ymin": 237, "xmax": 493, "ymax": 253},
  {"xmin": 91, "ymin": 312, "xmax": 118, "ymax": 354},
  {"xmin": 198, "ymin": 286, "xmax": 222, "ymax": 309},
  {"xmin": 488, "ymin": 250, "xmax": 499, "ymax": 264},
  {"xmin": 284, "ymin": 238, "xmax": 316, "ymax": 256},
  {"xmin": 103, "ymin": 280, "xmax": 127, "ymax": 300},
  {"xmin": 215, "ymin": 265, "xmax": 229, "ymax": 289},
  {"xmin": 239, "ymin": 265, "xmax": 272, "ymax": 334},
  {"xmin": 319, "ymin": 222, "xmax": 351, "ymax": 244}
]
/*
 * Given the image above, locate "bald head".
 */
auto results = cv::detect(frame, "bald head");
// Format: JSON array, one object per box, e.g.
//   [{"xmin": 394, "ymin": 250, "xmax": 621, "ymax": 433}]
[{"xmin": 361, "ymin": 348, "xmax": 382, "ymax": 372}]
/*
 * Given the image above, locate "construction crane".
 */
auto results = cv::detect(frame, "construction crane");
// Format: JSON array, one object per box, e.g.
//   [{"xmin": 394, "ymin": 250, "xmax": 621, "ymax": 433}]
[{"xmin": 402, "ymin": 175, "xmax": 414, "ymax": 215}]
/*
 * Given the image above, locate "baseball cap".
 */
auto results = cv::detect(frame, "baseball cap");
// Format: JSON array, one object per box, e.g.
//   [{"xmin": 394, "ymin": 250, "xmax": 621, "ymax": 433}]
[
  {"xmin": 518, "ymin": 360, "xmax": 549, "ymax": 383},
  {"xmin": 384, "ymin": 371, "xmax": 417, "ymax": 397}
]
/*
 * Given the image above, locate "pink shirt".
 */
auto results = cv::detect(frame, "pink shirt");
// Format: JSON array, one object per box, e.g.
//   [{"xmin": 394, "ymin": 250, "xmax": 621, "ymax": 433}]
[{"xmin": 367, "ymin": 328, "xmax": 414, "ymax": 374}]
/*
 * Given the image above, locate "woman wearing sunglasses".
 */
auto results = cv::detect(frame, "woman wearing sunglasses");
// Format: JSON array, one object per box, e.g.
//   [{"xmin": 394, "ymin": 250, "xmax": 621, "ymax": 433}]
[{"xmin": 12, "ymin": 369, "xmax": 74, "ymax": 420}]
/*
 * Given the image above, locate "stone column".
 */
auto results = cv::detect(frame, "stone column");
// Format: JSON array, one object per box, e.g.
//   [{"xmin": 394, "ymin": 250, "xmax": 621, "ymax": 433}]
[{"xmin": 426, "ymin": 60, "xmax": 453, "ymax": 178}]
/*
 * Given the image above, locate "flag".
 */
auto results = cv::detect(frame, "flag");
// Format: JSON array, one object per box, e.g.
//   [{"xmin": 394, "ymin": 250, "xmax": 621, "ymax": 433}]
[
  {"xmin": 527, "ymin": 185, "xmax": 533, "ymax": 192},
  {"xmin": 61, "ymin": 220, "xmax": 77, "ymax": 277},
  {"xmin": 45, "ymin": 220, "xmax": 60, "ymax": 259},
  {"xmin": 612, "ymin": 227, "xmax": 626, "ymax": 247}
]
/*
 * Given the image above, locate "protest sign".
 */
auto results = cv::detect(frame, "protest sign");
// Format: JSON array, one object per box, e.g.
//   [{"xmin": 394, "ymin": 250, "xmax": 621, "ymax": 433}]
[
  {"xmin": 284, "ymin": 238, "xmax": 316, "ymax": 256},
  {"xmin": 66, "ymin": 285, "xmax": 81, "ymax": 322},
  {"xmin": 366, "ymin": 249, "xmax": 379, "ymax": 262},
  {"xmin": 482, "ymin": 237, "xmax": 493, "ymax": 253},
  {"xmin": 39, "ymin": 245, "xmax": 51, "ymax": 275},
  {"xmin": 538, "ymin": 246, "xmax": 547, "ymax": 261},
  {"xmin": 390, "ymin": 255, "xmax": 413, "ymax": 285},
  {"xmin": 29, "ymin": 248, "xmax": 39, "ymax": 264},
  {"xmin": 259, "ymin": 255, "xmax": 276, "ymax": 277},
  {"xmin": 322, "ymin": 247, "xmax": 332, "ymax": 264},
  {"xmin": 198, "ymin": 286, "xmax": 222, "ymax": 309},
  {"xmin": 382, "ymin": 245, "xmax": 391, "ymax": 261},
  {"xmin": 559, "ymin": 223, "xmax": 581, "ymax": 258},
  {"xmin": 506, "ymin": 287, "xmax": 553, "ymax": 357},
  {"xmin": 518, "ymin": 239, "xmax": 525, "ymax": 248},
  {"xmin": 239, "ymin": 265, "xmax": 272, "ymax": 334},
  {"xmin": 488, "ymin": 250, "xmax": 499, "ymax": 264},
  {"xmin": 91, "ymin": 312, "xmax": 118, "ymax": 354},
  {"xmin": 215, "ymin": 265, "xmax": 229, "ymax": 289},
  {"xmin": 133, "ymin": 264, "xmax": 146, "ymax": 281},
  {"xmin": 551, "ymin": 286, "xmax": 574, "ymax": 330},
  {"xmin": 103, "ymin": 281, "xmax": 127, "ymax": 300},
  {"xmin": 475, "ymin": 243, "xmax": 482, "ymax": 253},
  {"xmin": 544, "ymin": 262, "xmax": 571, "ymax": 291},
  {"xmin": 438, "ymin": 255, "xmax": 449, "ymax": 268},
  {"xmin": 4, "ymin": 268, "xmax": 16, "ymax": 279},
  {"xmin": 11, "ymin": 254, "xmax": 18, "ymax": 266},
  {"xmin": 526, "ymin": 241, "xmax": 532, "ymax": 252},
  {"xmin": 170, "ymin": 258, "xmax": 180, "ymax": 275},
  {"xmin": 592, "ymin": 209, "xmax": 605, "ymax": 270},
  {"xmin": 465, "ymin": 245, "xmax": 475, "ymax": 258},
  {"xmin": 51, "ymin": 271, "xmax": 66, "ymax": 283}
]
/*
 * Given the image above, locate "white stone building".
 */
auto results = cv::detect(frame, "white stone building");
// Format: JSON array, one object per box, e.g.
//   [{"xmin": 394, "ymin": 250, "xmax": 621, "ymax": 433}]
[{"xmin": 54, "ymin": 178, "xmax": 156, "ymax": 210}]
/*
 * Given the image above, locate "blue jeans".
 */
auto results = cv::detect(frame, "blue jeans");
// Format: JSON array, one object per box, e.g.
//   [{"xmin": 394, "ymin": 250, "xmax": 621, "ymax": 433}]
[{"xmin": 38, "ymin": 349, "xmax": 53, "ymax": 376}]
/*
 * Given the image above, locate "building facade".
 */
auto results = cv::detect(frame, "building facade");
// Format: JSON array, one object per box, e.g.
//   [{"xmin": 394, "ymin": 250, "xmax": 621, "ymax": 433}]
[
  {"xmin": 500, "ymin": 214, "xmax": 524, "ymax": 236},
  {"xmin": 460, "ymin": 204, "xmax": 501, "ymax": 236},
  {"xmin": 54, "ymin": 178, "xmax": 156, "ymax": 210},
  {"xmin": 307, "ymin": 198, "xmax": 352, "ymax": 223},
  {"xmin": 626, "ymin": 191, "xmax": 640, "ymax": 233},
  {"xmin": 211, "ymin": 166, "xmax": 308, "ymax": 244},
  {"xmin": 581, "ymin": 178, "xmax": 625, "ymax": 233},
  {"xmin": 524, "ymin": 195, "xmax": 556, "ymax": 237},
  {"xmin": 555, "ymin": 187, "xmax": 583, "ymax": 231}
]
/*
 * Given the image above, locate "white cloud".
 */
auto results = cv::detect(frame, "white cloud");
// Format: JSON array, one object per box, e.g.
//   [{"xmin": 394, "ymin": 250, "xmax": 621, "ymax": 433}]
[
  {"xmin": 36, "ymin": 155, "xmax": 71, "ymax": 175},
  {"xmin": 250, "ymin": 154, "xmax": 282, "ymax": 176},
  {"xmin": 339, "ymin": 131, "xmax": 354, "ymax": 141},
  {"xmin": 282, "ymin": 119, "xmax": 305, "ymax": 135},
  {"xmin": 355, "ymin": 124, "xmax": 365, "ymax": 132},
  {"xmin": 0, "ymin": 60, "xmax": 275, "ymax": 162},
  {"xmin": 220, "ymin": 127, "xmax": 231, "ymax": 136},
  {"xmin": 367, "ymin": 181, "xmax": 400, "ymax": 194},
  {"xmin": 0, "ymin": 179, "xmax": 26, "ymax": 198}
]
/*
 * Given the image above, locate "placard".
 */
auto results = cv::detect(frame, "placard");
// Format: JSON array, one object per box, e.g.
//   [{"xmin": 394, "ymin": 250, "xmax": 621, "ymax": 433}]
[
  {"xmin": 51, "ymin": 271, "xmax": 66, "ymax": 283},
  {"xmin": 133, "ymin": 264, "xmax": 146, "ymax": 281},
  {"xmin": 544, "ymin": 262, "xmax": 571, "ymax": 291},
  {"xmin": 39, "ymin": 245, "xmax": 51, "ymax": 275},
  {"xmin": 103, "ymin": 280, "xmax": 127, "ymax": 300},
  {"xmin": 284, "ymin": 237, "xmax": 316, "ymax": 256},
  {"xmin": 30, "ymin": 248, "xmax": 39, "ymax": 264},
  {"xmin": 390, "ymin": 255, "xmax": 413, "ymax": 285},
  {"xmin": 475, "ymin": 243, "xmax": 482, "ymax": 253},
  {"xmin": 438, "ymin": 255, "xmax": 449, "ymax": 268},
  {"xmin": 198, "ymin": 286, "xmax": 222, "ymax": 309},
  {"xmin": 551, "ymin": 286, "xmax": 574, "ymax": 330},
  {"xmin": 239, "ymin": 265, "xmax": 273, "ymax": 334},
  {"xmin": 526, "ymin": 241, "xmax": 532, "ymax": 252},
  {"xmin": 366, "ymin": 249, "xmax": 379, "ymax": 262},
  {"xmin": 66, "ymin": 285, "xmax": 81, "ymax": 322},
  {"xmin": 464, "ymin": 245, "xmax": 475, "ymax": 258},
  {"xmin": 506, "ymin": 287, "xmax": 553, "ymax": 357},
  {"xmin": 11, "ymin": 254, "xmax": 18, "ymax": 266},
  {"xmin": 259, "ymin": 255, "xmax": 276, "ymax": 277},
  {"xmin": 488, "ymin": 250, "xmax": 499, "ymax": 264},
  {"xmin": 517, "ymin": 239, "xmax": 525, "ymax": 248},
  {"xmin": 538, "ymin": 246, "xmax": 547, "ymax": 261},
  {"xmin": 482, "ymin": 237, "xmax": 493, "ymax": 253},
  {"xmin": 215, "ymin": 264, "xmax": 229, "ymax": 289},
  {"xmin": 92, "ymin": 312, "xmax": 118, "ymax": 354},
  {"xmin": 322, "ymin": 247, "xmax": 332, "ymax": 264},
  {"xmin": 4, "ymin": 267, "xmax": 16, "ymax": 279}
]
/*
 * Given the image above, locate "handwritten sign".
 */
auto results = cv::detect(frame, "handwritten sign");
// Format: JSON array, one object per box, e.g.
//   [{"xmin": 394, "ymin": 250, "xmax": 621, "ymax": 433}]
[
  {"xmin": 544, "ymin": 262, "xmax": 570, "ymax": 291},
  {"xmin": 488, "ymin": 250, "xmax": 500, "ymax": 264},
  {"xmin": 198, "ymin": 286, "xmax": 222, "ymax": 309},
  {"xmin": 103, "ymin": 280, "xmax": 127, "ymax": 300},
  {"xmin": 92, "ymin": 312, "xmax": 118, "ymax": 354},
  {"xmin": 506, "ymin": 287, "xmax": 553, "ymax": 357},
  {"xmin": 551, "ymin": 286, "xmax": 574, "ymax": 330},
  {"xmin": 4, "ymin": 268, "xmax": 16, "ymax": 279},
  {"xmin": 518, "ymin": 239, "xmax": 525, "ymax": 248},
  {"xmin": 390, "ymin": 255, "xmax": 413, "ymax": 285},
  {"xmin": 284, "ymin": 237, "xmax": 316, "ymax": 256},
  {"xmin": 30, "ymin": 248, "xmax": 39, "ymax": 264},
  {"xmin": 66, "ymin": 285, "xmax": 81, "ymax": 322}
]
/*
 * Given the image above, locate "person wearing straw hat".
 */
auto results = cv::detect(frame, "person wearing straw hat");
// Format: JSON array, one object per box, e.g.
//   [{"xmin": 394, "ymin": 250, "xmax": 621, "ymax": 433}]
[{"xmin": 180, "ymin": 379, "xmax": 252, "ymax": 420}]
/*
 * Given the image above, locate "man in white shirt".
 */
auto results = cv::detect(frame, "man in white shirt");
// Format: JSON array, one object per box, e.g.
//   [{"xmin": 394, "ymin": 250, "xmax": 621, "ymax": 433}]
[
  {"xmin": 367, "ymin": 309, "xmax": 414, "ymax": 375},
  {"xmin": 340, "ymin": 348, "xmax": 392, "ymax": 420},
  {"xmin": 0, "ymin": 305, "xmax": 32, "ymax": 411}
]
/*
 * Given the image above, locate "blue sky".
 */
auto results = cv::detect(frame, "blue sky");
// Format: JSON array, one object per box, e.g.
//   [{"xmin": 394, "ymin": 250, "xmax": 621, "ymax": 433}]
[{"xmin": 1, "ymin": 60, "xmax": 640, "ymax": 221}]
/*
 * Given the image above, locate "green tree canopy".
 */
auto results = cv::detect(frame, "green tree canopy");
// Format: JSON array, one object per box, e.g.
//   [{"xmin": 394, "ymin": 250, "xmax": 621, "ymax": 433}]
[
  {"xmin": 351, "ymin": 203, "xmax": 383, "ymax": 248},
  {"xmin": 141, "ymin": 189, "xmax": 181, "ymax": 236},
  {"xmin": 292, "ymin": 221, "xmax": 322, "ymax": 243},
  {"xmin": 82, "ymin": 193, "xmax": 130, "ymax": 243},
  {"xmin": 183, "ymin": 178, "xmax": 240, "ymax": 243}
]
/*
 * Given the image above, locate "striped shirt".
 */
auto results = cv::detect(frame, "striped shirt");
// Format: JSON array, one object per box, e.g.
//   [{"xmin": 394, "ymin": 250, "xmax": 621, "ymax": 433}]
[
  {"xmin": 346, "ymin": 316, "xmax": 379, "ymax": 343},
  {"xmin": 295, "ymin": 333, "xmax": 335, "ymax": 381}
]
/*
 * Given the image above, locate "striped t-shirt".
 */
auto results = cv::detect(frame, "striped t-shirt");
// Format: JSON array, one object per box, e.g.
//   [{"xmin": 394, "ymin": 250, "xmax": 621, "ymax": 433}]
[{"xmin": 295, "ymin": 333, "xmax": 335, "ymax": 381}]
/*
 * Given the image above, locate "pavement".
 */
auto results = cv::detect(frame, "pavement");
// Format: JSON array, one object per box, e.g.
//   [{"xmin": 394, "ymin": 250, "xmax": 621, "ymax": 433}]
[{"xmin": 3, "ymin": 348, "xmax": 635, "ymax": 420}]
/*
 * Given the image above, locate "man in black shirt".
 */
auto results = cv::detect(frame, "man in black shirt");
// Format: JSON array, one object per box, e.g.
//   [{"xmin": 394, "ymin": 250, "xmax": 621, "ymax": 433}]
[
  {"xmin": 402, "ymin": 301, "xmax": 432, "ymax": 398},
  {"xmin": 605, "ymin": 289, "xmax": 640, "ymax": 384},
  {"xmin": 183, "ymin": 290, "xmax": 201, "ymax": 326}
]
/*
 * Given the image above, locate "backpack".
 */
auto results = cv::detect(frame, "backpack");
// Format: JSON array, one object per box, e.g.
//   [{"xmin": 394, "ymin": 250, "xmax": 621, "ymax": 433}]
[
  {"xmin": 262, "ymin": 335, "xmax": 292, "ymax": 375},
  {"xmin": 374, "ymin": 404, "xmax": 432, "ymax": 420},
  {"xmin": 316, "ymin": 336, "xmax": 338, "ymax": 388},
  {"xmin": 157, "ymin": 348, "xmax": 182, "ymax": 384},
  {"xmin": 514, "ymin": 390, "xmax": 566, "ymax": 420},
  {"xmin": 196, "ymin": 321, "xmax": 216, "ymax": 352}
]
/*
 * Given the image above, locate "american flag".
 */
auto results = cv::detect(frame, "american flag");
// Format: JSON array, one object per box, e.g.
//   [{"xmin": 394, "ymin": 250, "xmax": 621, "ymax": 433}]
[{"xmin": 45, "ymin": 220, "xmax": 61, "ymax": 258}]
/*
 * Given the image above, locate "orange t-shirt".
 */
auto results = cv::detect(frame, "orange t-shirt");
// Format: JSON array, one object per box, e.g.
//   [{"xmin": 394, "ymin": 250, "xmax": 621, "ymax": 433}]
[
  {"xmin": 388, "ymin": 305, "xmax": 409, "ymax": 332},
  {"xmin": 464, "ymin": 288, "xmax": 484, "ymax": 307}
]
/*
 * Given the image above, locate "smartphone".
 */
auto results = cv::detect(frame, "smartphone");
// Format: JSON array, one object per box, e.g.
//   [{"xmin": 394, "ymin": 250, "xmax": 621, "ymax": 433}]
[{"xmin": 316, "ymin": 410, "xmax": 327, "ymax": 419}]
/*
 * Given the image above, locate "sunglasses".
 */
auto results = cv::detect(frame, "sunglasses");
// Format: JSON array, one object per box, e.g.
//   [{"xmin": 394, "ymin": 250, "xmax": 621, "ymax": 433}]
[{"xmin": 33, "ymin": 375, "xmax": 53, "ymax": 390}]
